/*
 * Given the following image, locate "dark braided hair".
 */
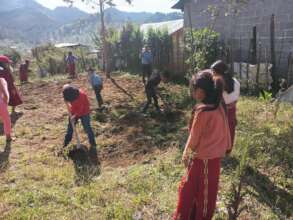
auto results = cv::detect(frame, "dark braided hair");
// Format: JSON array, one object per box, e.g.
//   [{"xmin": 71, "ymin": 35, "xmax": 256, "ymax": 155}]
[
  {"xmin": 191, "ymin": 70, "xmax": 224, "ymax": 111},
  {"xmin": 211, "ymin": 60, "xmax": 234, "ymax": 94}
]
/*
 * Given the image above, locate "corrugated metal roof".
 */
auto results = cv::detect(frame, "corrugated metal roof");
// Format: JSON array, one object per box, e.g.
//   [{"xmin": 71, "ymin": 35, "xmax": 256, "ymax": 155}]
[
  {"xmin": 172, "ymin": 0, "xmax": 189, "ymax": 10},
  {"xmin": 54, "ymin": 43, "xmax": 87, "ymax": 48},
  {"xmin": 140, "ymin": 19, "xmax": 184, "ymax": 35}
]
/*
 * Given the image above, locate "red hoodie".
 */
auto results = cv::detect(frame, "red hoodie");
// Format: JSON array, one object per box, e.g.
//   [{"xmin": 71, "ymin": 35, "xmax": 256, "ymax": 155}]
[{"xmin": 70, "ymin": 89, "xmax": 90, "ymax": 117}]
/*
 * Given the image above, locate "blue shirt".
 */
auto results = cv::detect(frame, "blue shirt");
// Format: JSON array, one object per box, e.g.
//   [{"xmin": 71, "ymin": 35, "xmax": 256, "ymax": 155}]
[
  {"xmin": 66, "ymin": 55, "xmax": 77, "ymax": 64},
  {"xmin": 89, "ymin": 72, "xmax": 103, "ymax": 87},
  {"xmin": 141, "ymin": 51, "xmax": 153, "ymax": 65}
]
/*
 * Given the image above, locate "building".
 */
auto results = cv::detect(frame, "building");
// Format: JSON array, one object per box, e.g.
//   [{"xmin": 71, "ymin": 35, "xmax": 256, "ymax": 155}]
[
  {"xmin": 141, "ymin": 19, "xmax": 185, "ymax": 74},
  {"xmin": 173, "ymin": 0, "xmax": 293, "ymax": 83},
  {"xmin": 54, "ymin": 43, "xmax": 89, "ymax": 49}
]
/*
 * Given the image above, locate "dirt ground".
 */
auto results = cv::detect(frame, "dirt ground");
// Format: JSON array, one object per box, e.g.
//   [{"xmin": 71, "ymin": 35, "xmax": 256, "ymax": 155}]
[{"xmin": 3, "ymin": 73, "xmax": 185, "ymax": 169}]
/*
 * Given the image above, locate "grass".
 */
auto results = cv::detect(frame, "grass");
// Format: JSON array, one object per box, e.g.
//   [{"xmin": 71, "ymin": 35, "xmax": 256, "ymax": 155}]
[{"xmin": 0, "ymin": 74, "xmax": 292, "ymax": 219}]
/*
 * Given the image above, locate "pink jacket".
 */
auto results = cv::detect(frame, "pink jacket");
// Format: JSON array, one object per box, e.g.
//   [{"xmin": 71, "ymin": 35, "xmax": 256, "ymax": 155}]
[{"xmin": 186, "ymin": 104, "xmax": 232, "ymax": 160}]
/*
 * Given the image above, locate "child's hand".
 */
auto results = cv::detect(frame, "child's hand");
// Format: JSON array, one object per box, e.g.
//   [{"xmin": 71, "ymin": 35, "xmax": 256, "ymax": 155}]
[
  {"xmin": 70, "ymin": 115, "xmax": 76, "ymax": 122},
  {"xmin": 182, "ymin": 153, "xmax": 190, "ymax": 168}
]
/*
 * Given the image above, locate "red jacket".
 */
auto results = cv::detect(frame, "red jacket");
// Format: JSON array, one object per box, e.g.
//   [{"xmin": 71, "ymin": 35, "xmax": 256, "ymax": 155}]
[{"xmin": 70, "ymin": 89, "xmax": 90, "ymax": 117}]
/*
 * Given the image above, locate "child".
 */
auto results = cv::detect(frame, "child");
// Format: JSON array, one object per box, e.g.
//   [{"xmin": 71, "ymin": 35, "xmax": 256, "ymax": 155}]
[
  {"xmin": 19, "ymin": 60, "xmax": 30, "ymax": 83},
  {"xmin": 0, "ymin": 78, "xmax": 12, "ymax": 143},
  {"xmin": 0, "ymin": 56, "xmax": 23, "ymax": 114},
  {"xmin": 211, "ymin": 60, "xmax": 240, "ymax": 151},
  {"xmin": 141, "ymin": 46, "xmax": 153, "ymax": 85},
  {"xmin": 142, "ymin": 70, "xmax": 169, "ymax": 113},
  {"xmin": 65, "ymin": 52, "xmax": 78, "ymax": 78},
  {"xmin": 62, "ymin": 84, "xmax": 97, "ymax": 156},
  {"xmin": 173, "ymin": 70, "xmax": 231, "ymax": 220},
  {"xmin": 87, "ymin": 68, "xmax": 104, "ymax": 108}
]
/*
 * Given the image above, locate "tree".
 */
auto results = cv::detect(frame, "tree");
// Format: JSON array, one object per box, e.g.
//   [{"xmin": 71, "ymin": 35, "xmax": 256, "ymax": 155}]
[
  {"xmin": 64, "ymin": 0, "xmax": 131, "ymax": 74},
  {"xmin": 64, "ymin": 0, "xmax": 134, "ymax": 99}
]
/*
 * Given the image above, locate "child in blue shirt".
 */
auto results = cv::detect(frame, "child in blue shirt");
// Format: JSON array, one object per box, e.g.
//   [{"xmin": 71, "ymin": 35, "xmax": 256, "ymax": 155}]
[{"xmin": 88, "ymin": 67, "xmax": 104, "ymax": 108}]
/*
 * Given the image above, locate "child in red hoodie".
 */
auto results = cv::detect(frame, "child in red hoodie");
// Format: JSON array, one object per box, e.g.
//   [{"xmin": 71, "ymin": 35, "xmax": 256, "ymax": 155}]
[{"xmin": 62, "ymin": 84, "xmax": 97, "ymax": 155}]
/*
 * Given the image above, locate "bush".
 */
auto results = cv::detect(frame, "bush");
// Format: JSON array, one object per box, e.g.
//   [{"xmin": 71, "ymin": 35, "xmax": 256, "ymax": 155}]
[
  {"xmin": 146, "ymin": 28, "xmax": 172, "ymax": 72},
  {"xmin": 0, "ymin": 47, "xmax": 21, "ymax": 63},
  {"xmin": 185, "ymin": 28, "xmax": 220, "ymax": 75},
  {"xmin": 31, "ymin": 44, "xmax": 99, "ymax": 76}
]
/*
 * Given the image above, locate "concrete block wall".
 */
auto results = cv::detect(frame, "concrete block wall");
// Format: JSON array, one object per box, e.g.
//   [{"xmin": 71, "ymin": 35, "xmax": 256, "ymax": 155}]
[{"xmin": 184, "ymin": 0, "xmax": 293, "ymax": 81}]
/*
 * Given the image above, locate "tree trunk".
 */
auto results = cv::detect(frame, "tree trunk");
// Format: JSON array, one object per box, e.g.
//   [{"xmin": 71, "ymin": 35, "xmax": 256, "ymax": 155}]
[
  {"xmin": 99, "ymin": 0, "xmax": 109, "ymax": 75},
  {"xmin": 97, "ymin": 0, "xmax": 134, "ymax": 100}
]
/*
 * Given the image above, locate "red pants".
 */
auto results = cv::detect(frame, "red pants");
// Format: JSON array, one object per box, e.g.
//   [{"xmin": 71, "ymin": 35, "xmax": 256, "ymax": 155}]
[
  {"xmin": 0, "ymin": 100, "xmax": 11, "ymax": 136},
  {"xmin": 173, "ymin": 158, "xmax": 221, "ymax": 220},
  {"xmin": 227, "ymin": 104, "xmax": 237, "ymax": 146},
  {"xmin": 20, "ymin": 70, "xmax": 28, "ymax": 82},
  {"xmin": 8, "ymin": 86, "xmax": 23, "ymax": 107},
  {"xmin": 67, "ymin": 63, "xmax": 76, "ymax": 77}
]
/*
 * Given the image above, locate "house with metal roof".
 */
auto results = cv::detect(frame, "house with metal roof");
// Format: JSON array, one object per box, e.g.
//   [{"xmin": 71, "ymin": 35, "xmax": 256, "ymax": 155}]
[
  {"xmin": 140, "ymin": 19, "xmax": 185, "ymax": 74},
  {"xmin": 172, "ymin": 0, "xmax": 293, "ymax": 84}
]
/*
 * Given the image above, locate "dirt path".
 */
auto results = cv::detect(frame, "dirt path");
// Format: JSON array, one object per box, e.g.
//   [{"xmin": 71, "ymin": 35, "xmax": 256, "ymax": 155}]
[{"xmin": 2, "ymin": 74, "xmax": 177, "ymax": 171}]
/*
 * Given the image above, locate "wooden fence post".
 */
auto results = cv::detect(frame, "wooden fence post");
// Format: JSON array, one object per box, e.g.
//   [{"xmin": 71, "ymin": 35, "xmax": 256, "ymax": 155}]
[
  {"xmin": 256, "ymin": 41, "xmax": 262, "ymax": 94},
  {"xmin": 270, "ymin": 14, "xmax": 278, "ymax": 95}
]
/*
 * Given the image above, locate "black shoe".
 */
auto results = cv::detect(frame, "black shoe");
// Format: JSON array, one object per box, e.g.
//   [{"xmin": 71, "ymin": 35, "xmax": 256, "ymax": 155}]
[
  {"xmin": 89, "ymin": 147, "xmax": 99, "ymax": 165},
  {"xmin": 156, "ymin": 108, "xmax": 162, "ymax": 114},
  {"xmin": 6, "ymin": 137, "xmax": 12, "ymax": 143}
]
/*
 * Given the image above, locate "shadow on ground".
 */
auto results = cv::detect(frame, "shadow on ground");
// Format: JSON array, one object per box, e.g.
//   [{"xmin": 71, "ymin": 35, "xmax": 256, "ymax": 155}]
[
  {"xmin": 0, "ymin": 112, "xmax": 23, "ymax": 135},
  {"xmin": 0, "ymin": 141, "xmax": 11, "ymax": 172},
  {"xmin": 67, "ymin": 145, "xmax": 101, "ymax": 185},
  {"xmin": 222, "ymin": 156, "xmax": 293, "ymax": 218}
]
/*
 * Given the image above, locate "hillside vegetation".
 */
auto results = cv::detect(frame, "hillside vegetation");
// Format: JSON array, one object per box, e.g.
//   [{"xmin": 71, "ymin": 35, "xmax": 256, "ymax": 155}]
[
  {"xmin": 0, "ymin": 73, "xmax": 292, "ymax": 219},
  {"xmin": 0, "ymin": 0, "xmax": 182, "ymax": 46}
]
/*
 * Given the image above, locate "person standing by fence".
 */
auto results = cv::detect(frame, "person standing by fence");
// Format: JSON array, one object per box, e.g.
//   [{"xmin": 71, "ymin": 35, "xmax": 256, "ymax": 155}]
[
  {"xmin": 141, "ymin": 46, "xmax": 153, "ymax": 85},
  {"xmin": 19, "ymin": 60, "xmax": 30, "ymax": 83},
  {"xmin": 66, "ymin": 52, "xmax": 78, "ymax": 79}
]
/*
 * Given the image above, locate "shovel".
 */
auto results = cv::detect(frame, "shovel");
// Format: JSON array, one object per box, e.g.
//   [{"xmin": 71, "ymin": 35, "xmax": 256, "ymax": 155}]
[
  {"xmin": 65, "ymin": 101, "xmax": 82, "ymax": 149},
  {"xmin": 69, "ymin": 115, "xmax": 82, "ymax": 149}
]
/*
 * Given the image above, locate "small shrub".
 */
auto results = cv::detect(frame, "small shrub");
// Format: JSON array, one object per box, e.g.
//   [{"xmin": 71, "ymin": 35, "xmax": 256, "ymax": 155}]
[{"xmin": 185, "ymin": 28, "xmax": 220, "ymax": 75}]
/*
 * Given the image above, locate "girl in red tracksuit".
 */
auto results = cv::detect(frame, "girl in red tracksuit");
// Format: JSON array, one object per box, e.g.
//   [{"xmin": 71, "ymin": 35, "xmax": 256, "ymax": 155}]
[
  {"xmin": 211, "ymin": 60, "xmax": 240, "ymax": 152},
  {"xmin": 0, "ymin": 56, "xmax": 23, "ymax": 114},
  {"xmin": 173, "ymin": 70, "xmax": 231, "ymax": 220}
]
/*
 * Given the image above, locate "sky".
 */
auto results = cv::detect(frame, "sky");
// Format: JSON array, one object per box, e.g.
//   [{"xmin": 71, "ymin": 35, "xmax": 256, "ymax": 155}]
[{"xmin": 36, "ymin": 0, "xmax": 179, "ymax": 13}]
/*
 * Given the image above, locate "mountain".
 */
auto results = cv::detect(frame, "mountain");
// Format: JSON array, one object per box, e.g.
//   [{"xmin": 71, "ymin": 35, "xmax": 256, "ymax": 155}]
[
  {"xmin": 52, "ymin": 8, "xmax": 183, "ymax": 45},
  {"xmin": 104, "ymin": 7, "xmax": 182, "ymax": 24},
  {"xmin": 0, "ymin": 0, "xmax": 44, "ymax": 12},
  {"xmin": 0, "ymin": 8, "xmax": 57, "ymax": 43},
  {"xmin": 45, "ymin": 6, "xmax": 89, "ymax": 25},
  {"xmin": 0, "ymin": 0, "xmax": 90, "ymax": 44},
  {"xmin": 144, "ymin": 12, "xmax": 184, "ymax": 23},
  {"xmin": 0, "ymin": 0, "xmax": 183, "ymax": 47},
  {"xmin": 0, "ymin": 0, "xmax": 89, "ymax": 24}
]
